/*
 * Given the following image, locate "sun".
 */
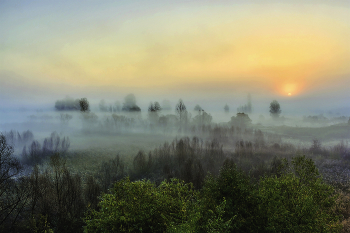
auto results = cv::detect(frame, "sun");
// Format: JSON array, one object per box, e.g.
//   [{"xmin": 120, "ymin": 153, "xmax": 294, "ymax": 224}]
[{"xmin": 288, "ymin": 93, "xmax": 292, "ymax": 96}]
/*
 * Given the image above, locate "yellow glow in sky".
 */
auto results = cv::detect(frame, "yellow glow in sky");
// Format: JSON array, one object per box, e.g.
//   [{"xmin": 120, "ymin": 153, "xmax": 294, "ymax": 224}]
[{"xmin": 1, "ymin": 2, "xmax": 349, "ymax": 98}]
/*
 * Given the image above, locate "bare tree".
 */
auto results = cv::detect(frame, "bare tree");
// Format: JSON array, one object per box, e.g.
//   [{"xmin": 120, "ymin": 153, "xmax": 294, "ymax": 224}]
[
  {"xmin": 176, "ymin": 99, "xmax": 188, "ymax": 131},
  {"xmin": 0, "ymin": 134, "xmax": 29, "ymax": 229}
]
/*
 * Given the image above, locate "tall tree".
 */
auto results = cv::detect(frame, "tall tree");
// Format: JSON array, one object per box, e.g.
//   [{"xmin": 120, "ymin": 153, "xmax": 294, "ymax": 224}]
[
  {"xmin": 269, "ymin": 100, "xmax": 281, "ymax": 118},
  {"xmin": 176, "ymin": 99, "xmax": 188, "ymax": 132}
]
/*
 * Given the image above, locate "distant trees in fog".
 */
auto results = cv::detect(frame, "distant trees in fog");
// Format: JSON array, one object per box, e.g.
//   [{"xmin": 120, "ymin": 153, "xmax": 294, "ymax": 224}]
[
  {"xmin": 55, "ymin": 96, "xmax": 90, "ymax": 112},
  {"xmin": 269, "ymin": 100, "xmax": 281, "ymax": 118},
  {"xmin": 230, "ymin": 112, "xmax": 252, "ymax": 128},
  {"xmin": 148, "ymin": 102, "xmax": 162, "ymax": 124},
  {"xmin": 122, "ymin": 94, "xmax": 141, "ymax": 112},
  {"xmin": 59, "ymin": 113, "xmax": 73, "ymax": 126},
  {"xmin": 55, "ymin": 97, "xmax": 80, "ymax": 111},
  {"xmin": 3, "ymin": 130, "xmax": 34, "ymax": 148},
  {"xmin": 98, "ymin": 99, "xmax": 108, "ymax": 112},
  {"xmin": 99, "ymin": 100, "xmax": 121, "ymax": 112},
  {"xmin": 176, "ymin": 99, "xmax": 188, "ymax": 130},
  {"xmin": 79, "ymin": 98, "xmax": 90, "ymax": 112},
  {"xmin": 148, "ymin": 102, "xmax": 161, "ymax": 112},
  {"xmin": 224, "ymin": 104, "xmax": 229, "ymax": 113},
  {"xmin": 194, "ymin": 104, "xmax": 203, "ymax": 112},
  {"xmin": 193, "ymin": 111, "xmax": 212, "ymax": 126},
  {"xmin": 237, "ymin": 94, "xmax": 252, "ymax": 113},
  {"xmin": 21, "ymin": 132, "xmax": 70, "ymax": 165}
]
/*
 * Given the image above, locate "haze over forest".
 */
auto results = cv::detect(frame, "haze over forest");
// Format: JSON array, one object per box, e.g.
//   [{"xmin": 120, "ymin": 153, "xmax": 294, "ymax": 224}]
[{"xmin": 2, "ymin": 1, "xmax": 350, "ymax": 232}]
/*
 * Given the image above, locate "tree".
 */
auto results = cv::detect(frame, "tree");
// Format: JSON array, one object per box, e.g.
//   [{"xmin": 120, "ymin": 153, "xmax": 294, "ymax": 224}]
[
  {"xmin": 256, "ymin": 156, "xmax": 341, "ymax": 232},
  {"xmin": 269, "ymin": 100, "xmax": 281, "ymax": 118},
  {"xmin": 0, "ymin": 134, "xmax": 29, "ymax": 230},
  {"xmin": 230, "ymin": 113, "xmax": 252, "ymax": 128},
  {"xmin": 193, "ymin": 156, "xmax": 341, "ymax": 232},
  {"xmin": 84, "ymin": 178, "xmax": 196, "ymax": 233},
  {"xmin": 224, "ymin": 104, "xmax": 229, "ymax": 113},
  {"xmin": 148, "ymin": 102, "xmax": 161, "ymax": 112},
  {"xmin": 176, "ymin": 99, "xmax": 188, "ymax": 131},
  {"xmin": 122, "ymin": 94, "xmax": 141, "ymax": 112},
  {"xmin": 54, "ymin": 97, "xmax": 80, "ymax": 111},
  {"xmin": 148, "ymin": 102, "xmax": 162, "ymax": 125},
  {"xmin": 194, "ymin": 104, "xmax": 203, "ymax": 112},
  {"xmin": 79, "ymin": 98, "xmax": 90, "ymax": 112}
]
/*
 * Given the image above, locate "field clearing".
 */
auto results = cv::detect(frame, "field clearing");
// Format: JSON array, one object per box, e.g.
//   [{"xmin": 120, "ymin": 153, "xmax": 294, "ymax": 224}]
[{"xmin": 257, "ymin": 123, "xmax": 350, "ymax": 144}]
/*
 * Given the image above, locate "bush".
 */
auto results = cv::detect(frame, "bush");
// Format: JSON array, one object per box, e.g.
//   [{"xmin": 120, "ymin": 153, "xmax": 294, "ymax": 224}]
[
  {"xmin": 189, "ymin": 156, "xmax": 341, "ymax": 232},
  {"xmin": 84, "ymin": 178, "xmax": 197, "ymax": 233},
  {"xmin": 257, "ymin": 157, "xmax": 341, "ymax": 232}
]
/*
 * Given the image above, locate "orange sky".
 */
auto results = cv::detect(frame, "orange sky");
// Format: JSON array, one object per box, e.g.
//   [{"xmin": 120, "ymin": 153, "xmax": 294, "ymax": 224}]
[{"xmin": 0, "ymin": 1, "xmax": 350, "ymax": 107}]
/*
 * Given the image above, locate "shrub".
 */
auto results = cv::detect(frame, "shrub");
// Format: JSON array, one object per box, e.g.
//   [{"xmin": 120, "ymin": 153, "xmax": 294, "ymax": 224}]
[
  {"xmin": 191, "ymin": 156, "xmax": 341, "ymax": 232},
  {"xmin": 84, "ymin": 178, "xmax": 197, "ymax": 233}
]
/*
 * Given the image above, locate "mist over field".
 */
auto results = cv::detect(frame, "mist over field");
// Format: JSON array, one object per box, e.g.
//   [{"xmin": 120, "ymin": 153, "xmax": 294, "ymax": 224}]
[{"xmin": 1, "ymin": 0, "xmax": 350, "ymax": 232}]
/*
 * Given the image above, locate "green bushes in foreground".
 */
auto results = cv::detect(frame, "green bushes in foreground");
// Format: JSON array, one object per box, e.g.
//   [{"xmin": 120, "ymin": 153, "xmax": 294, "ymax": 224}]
[
  {"xmin": 84, "ymin": 178, "xmax": 196, "ymax": 232},
  {"xmin": 84, "ymin": 156, "xmax": 342, "ymax": 232}
]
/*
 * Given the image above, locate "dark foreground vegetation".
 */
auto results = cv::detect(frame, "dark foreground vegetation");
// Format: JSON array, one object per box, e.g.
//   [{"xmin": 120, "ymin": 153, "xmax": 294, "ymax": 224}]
[{"xmin": 2, "ymin": 131, "xmax": 350, "ymax": 232}]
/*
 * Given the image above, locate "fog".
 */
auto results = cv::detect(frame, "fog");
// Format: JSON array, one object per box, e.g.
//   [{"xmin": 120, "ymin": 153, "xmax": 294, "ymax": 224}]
[{"xmin": 1, "ymin": 1, "xmax": 350, "ymax": 231}]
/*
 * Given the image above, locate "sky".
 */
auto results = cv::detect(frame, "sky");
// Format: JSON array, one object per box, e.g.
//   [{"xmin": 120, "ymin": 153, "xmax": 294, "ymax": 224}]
[{"xmin": 1, "ymin": 0, "xmax": 350, "ymax": 113}]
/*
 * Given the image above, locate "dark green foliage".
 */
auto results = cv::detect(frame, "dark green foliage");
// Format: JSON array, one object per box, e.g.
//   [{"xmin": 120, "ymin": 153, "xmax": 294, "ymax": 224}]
[
  {"xmin": 195, "ymin": 159, "xmax": 257, "ymax": 232},
  {"xmin": 255, "ymin": 156, "xmax": 341, "ymax": 232},
  {"xmin": 84, "ymin": 178, "xmax": 197, "ymax": 233},
  {"xmin": 84, "ymin": 176, "xmax": 101, "ymax": 211},
  {"xmin": 193, "ymin": 155, "xmax": 341, "ymax": 232}
]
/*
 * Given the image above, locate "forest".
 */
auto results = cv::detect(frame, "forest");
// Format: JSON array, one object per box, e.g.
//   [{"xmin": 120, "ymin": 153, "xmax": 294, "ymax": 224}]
[{"xmin": 1, "ymin": 95, "xmax": 350, "ymax": 232}]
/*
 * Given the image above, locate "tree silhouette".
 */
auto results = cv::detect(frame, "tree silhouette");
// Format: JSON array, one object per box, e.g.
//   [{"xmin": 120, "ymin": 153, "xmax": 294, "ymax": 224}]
[
  {"xmin": 176, "ymin": 99, "xmax": 187, "ymax": 131},
  {"xmin": 122, "ymin": 94, "xmax": 141, "ymax": 112},
  {"xmin": 194, "ymin": 104, "xmax": 202, "ymax": 112},
  {"xmin": 269, "ymin": 100, "xmax": 281, "ymax": 118},
  {"xmin": 224, "ymin": 104, "xmax": 229, "ymax": 113},
  {"xmin": 79, "ymin": 98, "xmax": 90, "ymax": 112},
  {"xmin": 148, "ymin": 102, "xmax": 161, "ymax": 112}
]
